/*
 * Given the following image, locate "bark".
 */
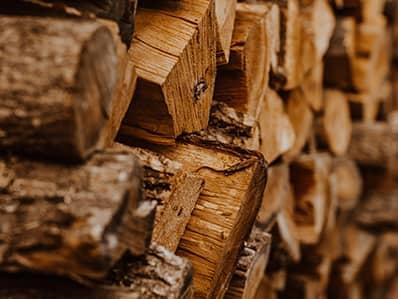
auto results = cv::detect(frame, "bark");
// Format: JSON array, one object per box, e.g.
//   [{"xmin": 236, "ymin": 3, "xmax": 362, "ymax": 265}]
[
  {"xmin": 0, "ymin": 244, "xmax": 193, "ymax": 299},
  {"xmin": 0, "ymin": 0, "xmax": 137, "ymax": 45},
  {"xmin": 0, "ymin": 151, "xmax": 154, "ymax": 281},
  {"xmin": 0, "ymin": 16, "xmax": 118, "ymax": 161}
]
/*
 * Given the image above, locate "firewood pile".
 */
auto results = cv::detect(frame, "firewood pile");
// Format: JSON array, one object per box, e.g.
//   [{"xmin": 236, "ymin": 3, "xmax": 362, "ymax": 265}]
[{"xmin": 0, "ymin": 0, "xmax": 398, "ymax": 298}]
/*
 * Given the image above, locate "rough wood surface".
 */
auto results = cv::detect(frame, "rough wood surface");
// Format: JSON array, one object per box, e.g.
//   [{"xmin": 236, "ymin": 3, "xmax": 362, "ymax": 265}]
[
  {"xmin": 121, "ymin": 0, "xmax": 216, "ymax": 144},
  {"xmin": 120, "ymin": 135, "xmax": 267, "ymax": 299},
  {"xmin": 112, "ymin": 143, "xmax": 204, "ymax": 252},
  {"xmin": 0, "ymin": 244, "xmax": 193, "ymax": 299},
  {"xmin": 0, "ymin": 16, "xmax": 118, "ymax": 161},
  {"xmin": 215, "ymin": 0, "xmax": 237, "ymax": 65},
  {"xmin": 225, "ymin": 227, "xmax": 272, "ymax": 299},
  {"xmin": 0, "ymin": 151, "xmax": 152, "ymax": 281},
  {"xmin": 214, "ymin": 2, "xmax": 272, "ymax": 117},
  {"xmin": 0, "ymin": 0, "xmax": 137, "ymax": 45}
]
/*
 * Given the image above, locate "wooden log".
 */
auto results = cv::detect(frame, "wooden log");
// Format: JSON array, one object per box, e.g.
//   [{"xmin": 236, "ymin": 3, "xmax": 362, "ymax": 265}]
[
  {"xmin": 120, "ymin": 135, "xmax": 267, "ymax": 298},
  {"xmin": 258, "ymin": 89, "xmax": 296, "ymax": 163},
  {"xmin": 324, "ymin": 17, "xmax": 356, "ymax": 89},
  {"xmin": 315, "ymin": 89, "xmax": 352, "ymax": 156},
  {"xmin": 330, "ymin": 158, "xmax": 362, "ymax": 211},
  {"xmin": 0, "ymin": 151, "xmax": 155, "ymax": 281},
  {"xmin": 0, "ymin": 244, "xmax": 193, "ymax": 299},
  {"xmin": 112, "ymin": 143, "xmax": 204, "ymax": 252},
  {"xmin": 215, "ymin": 0, "xmax": 237, "ymax": 65},
  {"xmin": 224, "ymin": 227, "xmax": 272, "ymax": 299},
  {"xmin": 289, "ymin": 153, "xmax": 332, "ymax": 244},
  {"xmin": 301, "ymin": 62, "xmax": 324, "ymax": 111},
  {"xmin": 254, "ymin": 277, "xmax": 278, "ymax": 299},
  {"xmin": 348, "ymin": 122, "xmax": 398, "ymax": 174},
  {"xmin": 283, "ymin": 90, "xmax": 314, "ymax": 161},
  {"xmin": 0, "ymin": 0, "xmax": 137, "ymax": 45},
  {"xmin": 256, "ymin": 164, "xmax": 291, "ymax": 229},
  {"xmin": 214, "ymin": 2, "xmax": 272, "ymax": 117},
  {"xmin": 0, "ymin": 16, "xmax": 119, "ymax": 161},
  {"xmin": 121, "ymin": 0, "xmax": 216, "ymax": 144}
]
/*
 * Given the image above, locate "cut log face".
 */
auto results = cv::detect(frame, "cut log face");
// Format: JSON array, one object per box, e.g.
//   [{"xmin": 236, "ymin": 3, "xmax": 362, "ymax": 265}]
[
  {"xmin": 0, "ymin": 0, "xmax": 137, "ymax": 45},
  {"xmin": 316, "ymin": 89, "xmax": 352, "ymax": 156},
  {"xmin": 289, "ymin": 153, "xmax": 332, "ymax": 245},
  {"xmin": 0, "ymin": 151, "xmax": 152, "ymax": 281},
  {"xmin": 0, "ymin": 16, "xmax": 118, "ymax": 161},
  {"xmin": 283, "ymin": 90, "xmax": 314, "ymax": 161},
  {"xmin": 121, "ymin": 0, "xmax": 216, "ymax": 144},
  {"xmin": 330, "ymin": 158, "xmax": 362, "ymax": 211},
  {"xmin": 215, "ymin": 0, "xmax": 238, "ymax": 65},
  {"xmin": 258, "ymin": 89, "xmax": 296, "ymax": 163},
  {"xmin": 120, "ymin": 135, "xmax": 267, "ymax": 299},
  {"xmin": 214, "ymin": 2, "xmax": 272, "ymax": 117},
  {"xmin": 0, "ymin": 244, "xmax": 193, "ymax": 299},
  {"xmin": 112, "ymin": 143, "xmax": 204, "ymax": 252},
  {"xmin": 225, "ymin": 227, "xmax": 272, "ymax": 299}
]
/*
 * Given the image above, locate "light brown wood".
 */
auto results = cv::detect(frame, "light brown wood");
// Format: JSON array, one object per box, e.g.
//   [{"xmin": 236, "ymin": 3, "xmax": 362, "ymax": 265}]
[
  {"xmin": 214, "ymin": 2, "xmax": 272, "ymax": 117},
  {"xmin": 121, "ymin": 0, "xmax": 216, "ymax": 144},
  {"xmin": 215, "ymin": 0, "xmax": 238, "ymax": 65},
  {"xmin": 289, "ymin": 153, "xmax": 332, "ymax": 244},
  {"xmin": 120, "ymin": 135, "xmax": 267, "ymax": 299},
  {"xmin": 316, "ymin": 89, "xmax": 352, "ymax": 156},
  {"xmin": 0, "ymin": 16, "xmax": 118, "ymax": 161},
  {"xmin": 0, "ymin": 151, "xmax": 153, "ymax": 281},
  {"xmin": 0, "ymin": 244, "xmax": 193, "ymax": 299},
  {"xmin": 258, "ymin": 89, "xmax": 296, "ymax": 163},
  {"xmin": 225, "ymin": 227, "xmax": 272, "ymax": 299},
  {"xmin": 112, "ymin": 143, "xmax": 204, "ymax": 252},
  {"xmin": 254, "ymin": 277, "xmax": 278, "ymax": 299},
  {"xmin": 301, "ymin": 62, "xmax": 324, "ymax": 111},
  {"xmin": 283, "ymin": 90, "xmax": 314, "ymax": 161}
]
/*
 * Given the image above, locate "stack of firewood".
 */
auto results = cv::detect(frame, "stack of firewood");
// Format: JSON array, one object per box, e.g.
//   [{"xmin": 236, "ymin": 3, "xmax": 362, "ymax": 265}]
[{"xmin": 0, "ymin": 0, "xmax": 397, "ymax": 298}]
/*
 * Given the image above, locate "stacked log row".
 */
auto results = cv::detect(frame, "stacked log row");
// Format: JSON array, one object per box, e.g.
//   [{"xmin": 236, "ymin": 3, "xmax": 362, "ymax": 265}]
[{"xmin": 1, "ymin": 0, "xmax": 398, "ymax": 299}]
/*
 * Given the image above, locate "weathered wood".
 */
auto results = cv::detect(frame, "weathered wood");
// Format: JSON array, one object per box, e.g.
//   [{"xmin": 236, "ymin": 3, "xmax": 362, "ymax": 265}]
[
  {"xmin": 330, "ymin": 158, "xmax": 362, "ymax": 211},
  {"xmin": 225, "ymin": 227, "xmax": 272, "ymax": 299},
  {"xmin": 0, "ymin": 151, "xmax": 154, "ymax": 281},
  {"xmin": 315, "ymin": 89, "xmax": 352, "ymax": 156},
  {"xmin": 120, "ymin": 135, "xmax": 267, "ymax": 299},
  {"xmin": 0, "ymin": 16, "xmax": 118, "ymax": 161},
  {"xmin": 289, "ymin": 153, "xmax": 332, "ymax": 244},
  {"xmin": 121, "ymin": 0, "xmax": 216, "ymax": 144},
  {"xmin": 0, "ymin": 0, "xmax": 137, "ymax": 45},
  {"xmin": 112, "ymin": 143, "xmax": 204, "ymax": 252},
  {"xmin": 215, "ymin": 0, "xmax": 238, "ymax": 65},
  {"xmin": 0, "ymin": 244, "xmax": 193, "ymax": 299},
  {"xmin": 214, "ymin": 2, "xmax": 272, "ymax": 117}
]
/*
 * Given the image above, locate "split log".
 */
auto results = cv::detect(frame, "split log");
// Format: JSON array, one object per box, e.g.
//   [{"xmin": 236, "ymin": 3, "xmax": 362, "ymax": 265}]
[
  {"xmin": 289, "ymin": 153, "xmax": 332, "ymax": 244},
  {"xmin": 258, "ymin": 89, "xmax": 296, "ymax": 163},
  {"xmin": 0, "ymin": 0, "xmax": 137, "ymax": 45},
  {"xmin": 215, "ymin": 0, "xmax": 238, "ymax": 65},
  {"xmin": 283, "ymin": 90, "xmax": 314, "ymax": 161},
  {"xmin": 301, "ymin": 62, "xmax": 324, "ymax": 111},
  {"xmin": 225, "ymin": 227, "xmax": 272, "ymax": 299},
  {"xmin": 0, "ymin": 151, "xmax": 154, "ymax": 281},
  {"xmin": 348, "ymin": 122, "xmax": 398, "ymax": 174},
  {"xmin": 120, "ymin": 135, "xmax": 267, "ymax": 299},
  {"xmin": 0, "ymin": 244, "xmax": 193, "ymax": 299},
  {"xmin": 256, "ymin": 164, "xmax": 291, "ymax": 229},
  {"xmin": 214, "ymin": 2, "xmax": 273, "ymax": 117},
  {"xmin": 121, "ymin": 0, "xmax": 216, "ymax": 144},
  {"xmin": 330, "ymin": 158, "xmax": 362, "ymax": 211},
  {"xmin": 0, "ymin": 16, "xmax": 118, "ymax": 161},
  {"xmin": 324, "ymin": 17, "xmax": 356, "ymax": 89},
  {"xmin": 112, "ymin": 143, "xmax": 204, "ymax": 252},
  {"xmin": 315, "ymin": 89, "xmax": 352, "ymax": 156}
]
